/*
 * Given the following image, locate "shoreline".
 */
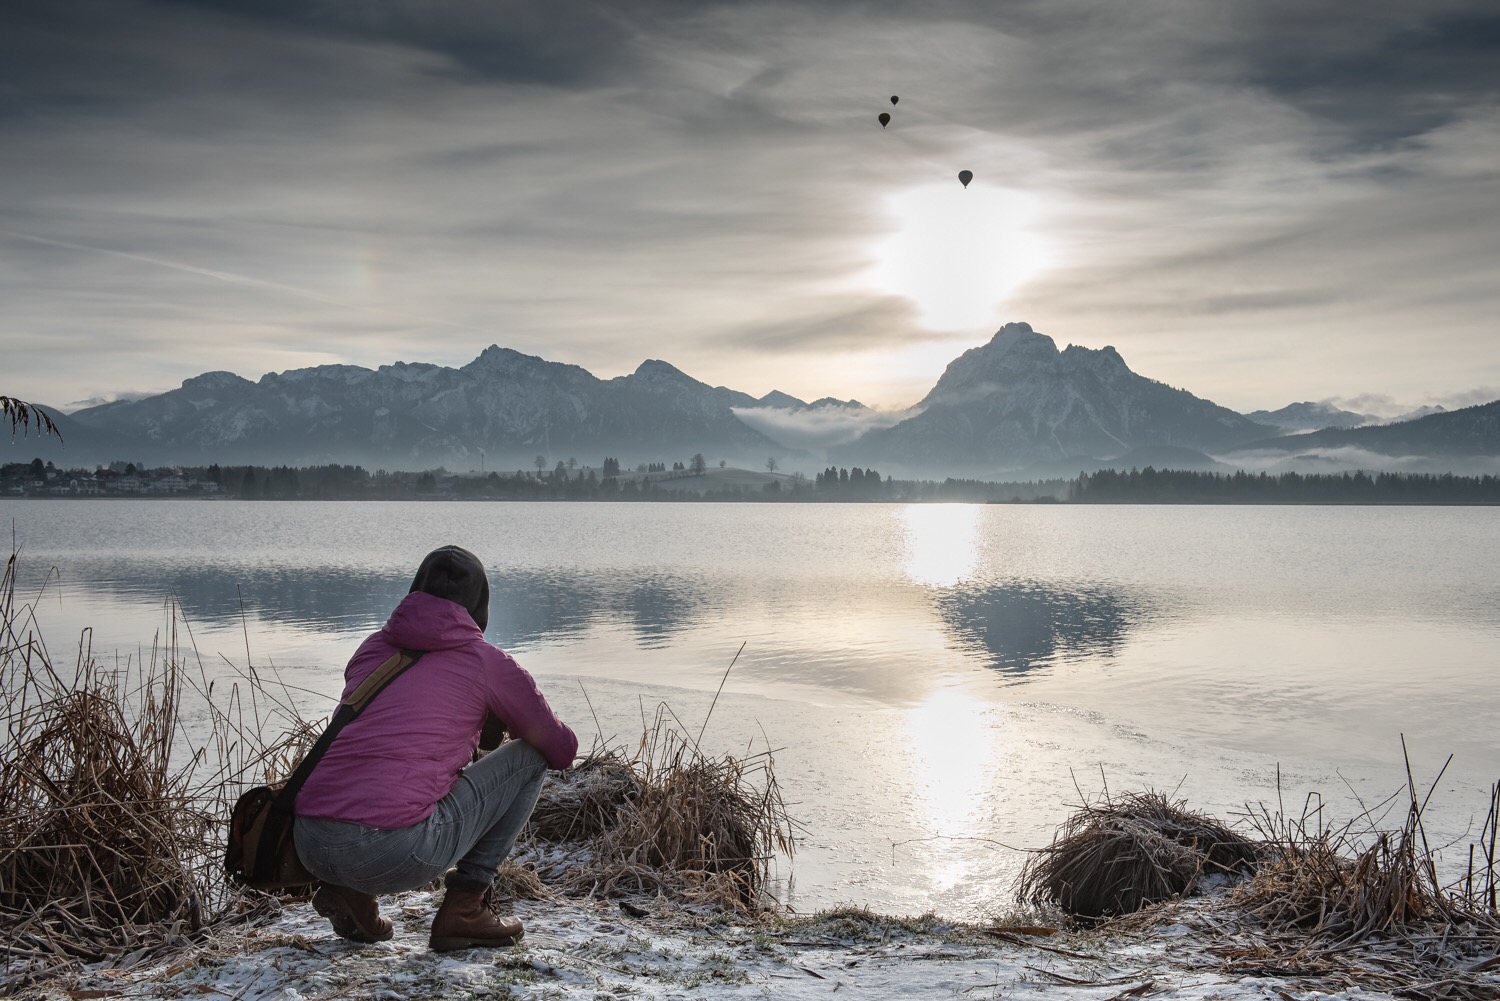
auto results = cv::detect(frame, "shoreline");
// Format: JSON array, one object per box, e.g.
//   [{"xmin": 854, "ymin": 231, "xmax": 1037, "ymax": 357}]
[{"xmin": 13, "ymin": 885, "xmax": 1487, "ymax": 1001}]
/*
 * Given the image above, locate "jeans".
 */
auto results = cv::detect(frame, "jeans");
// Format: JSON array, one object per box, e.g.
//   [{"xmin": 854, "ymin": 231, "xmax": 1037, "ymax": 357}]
[{"xmin": 294, "ymin": 739, "xmax": 548, "ymax": 893}]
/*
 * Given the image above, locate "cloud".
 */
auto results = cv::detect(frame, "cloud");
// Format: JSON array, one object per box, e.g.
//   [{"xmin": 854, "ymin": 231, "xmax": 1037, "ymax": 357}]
[
  {"xmin": 1229, "ymin": 3, "xmax": 1500, "ymax": 148},
  {"xmin": 1330, "ymin": 393, "xmax": 1408, "ymax": 417},
  {"xmin": 1439, "ymin": 386, "xmax": 1500, "ymax": 410},
  {"xmin": 1331, "ymin": 386, "xmax": 1500, "ymax": 419},
  {"xmin": 731, "ymin": 404, "xmax": 913, "ymax": 453},
  {"xmin": 142, "ymin": 0, "xmax": 657, "ymax": 86},
  {"xmin": 60, "ymin": 390, "xmax": 157, "ymax": 413},
  {"xmin": 726, "ymin": 298, "xmax": 928, "ymax": 354},
  {"xmin": 1215, "ymin": 445, "xmax": 1500, "ymax": 477},
  {"xmin": 2, "ymin": 0, "xmax": 1498, "ymax": 414}
]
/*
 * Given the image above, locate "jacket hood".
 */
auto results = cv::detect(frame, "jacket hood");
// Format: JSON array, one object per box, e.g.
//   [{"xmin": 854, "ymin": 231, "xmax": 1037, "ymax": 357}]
[
  {"xmin": 381, "ymin": 590, "xmax": 485, "ymax": 651},
  {"xmin": 408, "ymin": 545, "xmax": 489, "ymax": 631}
]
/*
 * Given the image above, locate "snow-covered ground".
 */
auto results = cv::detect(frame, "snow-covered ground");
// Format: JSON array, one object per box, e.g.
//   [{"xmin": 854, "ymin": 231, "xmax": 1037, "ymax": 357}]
[{"xmin": 16, "ymin": 888, "xmax": 1447, "ymax": 1001}]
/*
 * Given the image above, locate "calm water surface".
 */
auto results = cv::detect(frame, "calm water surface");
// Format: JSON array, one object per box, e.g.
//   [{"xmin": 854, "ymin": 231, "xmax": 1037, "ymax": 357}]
[{"xmin": 3, "ymin": 499, "xmax": 1496, "ymax": 918}]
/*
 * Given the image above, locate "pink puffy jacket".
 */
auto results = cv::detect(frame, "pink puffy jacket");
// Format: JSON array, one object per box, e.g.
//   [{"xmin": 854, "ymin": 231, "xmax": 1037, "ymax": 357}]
[{"xmin": 295, "ymin": 590, "xmax": 578, "ymax": 828}]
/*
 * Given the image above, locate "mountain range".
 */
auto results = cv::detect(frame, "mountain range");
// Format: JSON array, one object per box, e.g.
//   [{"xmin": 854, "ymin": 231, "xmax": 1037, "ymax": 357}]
[
  {"xmin": 1225, "ymin": 402, "xmax": 1500, "ymax": 461},
  {"xmin": 18, "ymin": 323, "xmax": 1499, "ymax": 477},
  {"xmin": 32, "ymin": 347, "xmax": 831, "ymax": 471},
  {"xmin": 1245, "ymin": 400, "xmax": 1448, "ymax": 432}
]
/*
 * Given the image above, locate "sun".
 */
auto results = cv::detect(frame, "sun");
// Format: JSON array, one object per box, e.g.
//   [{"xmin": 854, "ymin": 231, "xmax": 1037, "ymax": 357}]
[{"xmin": 867, "ymin": 181, "xmax": 1050, "ymax": 332}]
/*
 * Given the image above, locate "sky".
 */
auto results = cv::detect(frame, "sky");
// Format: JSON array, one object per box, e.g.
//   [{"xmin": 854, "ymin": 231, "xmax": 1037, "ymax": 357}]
[{"xmin": 3, "ymin": 0, "xmax": 1498, "ymax": 417}]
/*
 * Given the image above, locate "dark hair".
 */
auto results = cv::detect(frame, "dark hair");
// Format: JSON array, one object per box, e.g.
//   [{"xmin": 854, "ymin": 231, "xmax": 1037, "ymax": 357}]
[{"xmin": 409, "ymin": 545, "xmax": 490, "ymax": 631}]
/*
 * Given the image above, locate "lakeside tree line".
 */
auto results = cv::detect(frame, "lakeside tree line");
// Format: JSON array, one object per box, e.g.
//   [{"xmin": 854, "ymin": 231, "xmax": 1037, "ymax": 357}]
[
  {"xmin": 208, "ymin": 463, "xmax": 1058, "ymax": 502},
  {"xmin": 1068, "ymin": 467, "xmax": 1500, "ymax": 504},
  {"xmin": 5, "ymin": 457, "xmax": 1069, "ymax": 502},
  {"xmin": 8, "ymin": 456, "xmax": 1499, "ymax": 504}
]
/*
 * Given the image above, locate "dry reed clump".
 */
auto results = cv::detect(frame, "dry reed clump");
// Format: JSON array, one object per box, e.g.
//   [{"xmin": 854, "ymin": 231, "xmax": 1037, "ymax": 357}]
[
  {"xmin": 1238, "ymin": 825, "xmax": 1445, "ymax": 940},
  {"xmin": 0, "ymin": 558, "xmax": 203, "ymax": 989},
  {"xmin": 1233, "ymin": 772, "xmax": 1500, "ymax": 947},
  {"xmin": 1204, "ymin": 770, "xmax": 1500, "ymax": 999},
  {"xmin": 0, "ymin": 679, "xmax": 205, "ymax": 931},
  {"xmin": 1018, "ymin": 771, "xmax": 1500, "ymax": 998},
  {"xmin": 1, "ymin": 549, "xmax": 320, "ymax": 994},
  {"xmin": 1016, "ymin": 789, "xmax": 1259, "ymax": 920},
  {"xmin": 526, "ymin": 752, "xmax": 643, "ymax": 842},
  {"xmin": 521, "ymin": 705, "xmax": 795, "ymax": 911}
]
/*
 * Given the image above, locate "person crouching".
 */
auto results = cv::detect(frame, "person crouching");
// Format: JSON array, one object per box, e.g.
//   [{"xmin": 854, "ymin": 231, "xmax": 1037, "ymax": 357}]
[{"xmin": 293, "ymin": 545, "xmax": 578, "ymax": 949}]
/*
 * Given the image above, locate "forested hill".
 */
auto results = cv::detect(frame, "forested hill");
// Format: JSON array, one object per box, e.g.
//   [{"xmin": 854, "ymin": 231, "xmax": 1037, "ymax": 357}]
[{"xmin": 1225, "ymin": 399, "xmax": 1500, "ymax": 456}]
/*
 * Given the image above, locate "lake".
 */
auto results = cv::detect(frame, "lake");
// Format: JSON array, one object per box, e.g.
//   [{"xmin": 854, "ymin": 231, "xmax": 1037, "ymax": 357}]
[{"xmin": 2, "ymin": 498, "xmax": 1496, "ymax": 920}]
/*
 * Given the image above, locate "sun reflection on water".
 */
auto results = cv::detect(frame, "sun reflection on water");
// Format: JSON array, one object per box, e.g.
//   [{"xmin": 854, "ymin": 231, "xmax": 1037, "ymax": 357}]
[
  {"xmin": 900, "ymin": 504, "xmax": 981, "ymax": 588},
  {"xmin": 904, "ymin": 686, "xmax": 1002, "ymax": 891}
]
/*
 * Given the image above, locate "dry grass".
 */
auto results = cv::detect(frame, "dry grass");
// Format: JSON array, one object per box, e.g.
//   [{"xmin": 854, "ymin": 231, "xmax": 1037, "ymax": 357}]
[
  {"xmin": 490, "ymin": 860, "xmax": 551, "ymax": 902},
  {"xmin": 0, "ymin": 664, "xmax": 205, "ymax": 925},
  {"xmin": 1203, "ymin": 772, "xmax": 1500, "ymax": 999},
  {"xmin": 1018, "ymin": 771, "xmax": 1500, "ymax": 999},
  {"xmin": 1238, "ymin": 814, "xmax": 1448, "ymax": 940},
  {"xmin": 1231, "ymin": 759, "xmax": 1499, "ymax": 943},
  {"xmin": 0, "ymin": 548, "xmax": 317, "ymax": 994},
  {"xmin": 520, "ymin": 703, "xmax": 796, "ymax": 911},
  {"xmin": 526, "ymin": 752, "xmax": 642, "ymax": 842},
  {"xmin": 1016, "ymin": 789, "xmax": 1259, "ymax": 920}
]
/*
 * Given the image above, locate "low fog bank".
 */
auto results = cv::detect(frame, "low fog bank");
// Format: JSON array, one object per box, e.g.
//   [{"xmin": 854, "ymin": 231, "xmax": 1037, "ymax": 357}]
[
  {"xmin": 731, "ymin": 404, "xmax": 914, "ymax": 454},
  {"xmin": 57, "ymin": 391, "xmax": 158, "ymax": 414},
  {"xmin": 964, "ymin": 446, "xmax": 1500, "ymax": 484},
  {"xmin": 1209, "ymin": 446, "xmax": 1500, "ymax": 478},
  {"xmin": 1332, "ymin": 387, "xmax": 1500, "ymax": 420}
]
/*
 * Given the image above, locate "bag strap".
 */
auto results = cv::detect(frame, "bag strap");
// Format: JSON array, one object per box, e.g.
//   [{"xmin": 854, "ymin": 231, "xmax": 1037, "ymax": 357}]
[
  {"xmin": 280, "ymin": 647, "xmax": 425, "ymax": 802},
  {"xmin": 247, "ymin": 648, "xmax": 423, "ymax": 884},
  {"xmin": 343, "ymin": 648, "xmax": 425, "ymax": 714}
]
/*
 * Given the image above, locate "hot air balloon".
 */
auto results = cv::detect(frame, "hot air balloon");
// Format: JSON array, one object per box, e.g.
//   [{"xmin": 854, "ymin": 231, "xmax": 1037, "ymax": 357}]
[
  {"xmin": 958, "ymin": 170, "xmax": 973, "ymax": 188},
  {"xmin": 878, "ymin": 112, "xmax": 891, "ymax": 128},
  {"xmin": 890, "ymin": 95, "xmax": 899, "ymax": 105}
]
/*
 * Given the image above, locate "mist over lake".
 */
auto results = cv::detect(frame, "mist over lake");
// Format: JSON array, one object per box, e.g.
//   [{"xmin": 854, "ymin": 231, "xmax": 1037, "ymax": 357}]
[{"xmin": 4, "ymin": 498, "xmax": 1496, "ymax": 919}]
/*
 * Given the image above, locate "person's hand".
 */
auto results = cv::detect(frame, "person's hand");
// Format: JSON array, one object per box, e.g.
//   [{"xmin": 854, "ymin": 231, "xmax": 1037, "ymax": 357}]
[{"xmin": 478, "ymin": 713, "xmax": 508, "ymax": 753}]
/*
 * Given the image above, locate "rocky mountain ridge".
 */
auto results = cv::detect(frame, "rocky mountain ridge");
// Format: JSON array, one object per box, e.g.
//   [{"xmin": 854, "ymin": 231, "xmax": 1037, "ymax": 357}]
[
  {"xmin": 831, "ymin": 323, "xmax": 1275, "ymax": 476},
  {"xmin": 24, "ymin": 326, "xmax": 1496, "ymax": 475},
  {"xmin": 1246, "ymin": 401, "xmax": 1380, "ymax": 432},
  {"xmin": 58, "ymin": 347, "xmax": 817, "ymax": 470}
]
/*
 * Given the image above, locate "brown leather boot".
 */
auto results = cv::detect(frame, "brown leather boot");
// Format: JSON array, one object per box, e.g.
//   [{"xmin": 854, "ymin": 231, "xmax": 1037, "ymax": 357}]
[
  {"xmin": 429, "ymin": 871, "xmax": 524, "ymax": 951},
  {"xmin": 312, "ymin": 883, "xmax": 393, "ymax": 943}
]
